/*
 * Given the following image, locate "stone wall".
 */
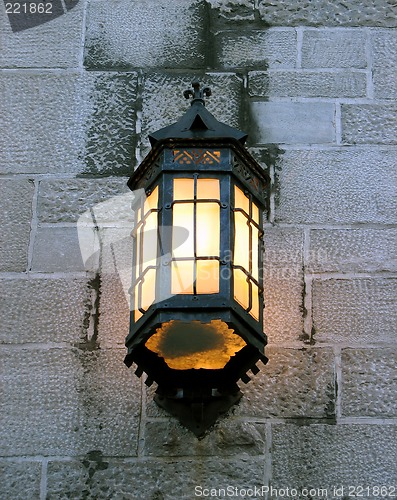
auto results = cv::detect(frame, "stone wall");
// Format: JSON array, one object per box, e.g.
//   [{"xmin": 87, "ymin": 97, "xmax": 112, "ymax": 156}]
[{"xmin": 0, "ymin": 0, "xmax": 396, "ymax": 498}]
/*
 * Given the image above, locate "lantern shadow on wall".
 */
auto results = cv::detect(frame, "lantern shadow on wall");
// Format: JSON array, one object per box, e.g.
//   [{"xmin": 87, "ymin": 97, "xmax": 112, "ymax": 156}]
[{"xmin": 125, "ymin": 82, "xmax": 270, "ymax": 437}]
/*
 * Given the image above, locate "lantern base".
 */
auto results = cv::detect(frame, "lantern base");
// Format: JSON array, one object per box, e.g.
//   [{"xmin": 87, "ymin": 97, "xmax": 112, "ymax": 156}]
[{"xmin": 154, "ymin": 390, "xmax": 242, "ymax": 438}]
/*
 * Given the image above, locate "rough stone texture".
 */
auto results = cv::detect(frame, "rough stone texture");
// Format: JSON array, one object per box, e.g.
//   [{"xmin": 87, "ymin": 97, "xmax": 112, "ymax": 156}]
[
  {"xmin": 342, "ymin": 348, "xmax": 397, "ymax": 417},
  {"xmin": 372, "ymin": 30, "xmax": 397, "ymax": 99},
  {"xmin": 0, "ymin": 277, "xmax": 92, "ymax": 344},
  {"xmin": 250, "ymin": 102, "xmax": 335, "ymax": 144},
  {"xmin": 215, "ymin": 30, "xmax": 296, "ymax": 69},
  {"xmin": 308, "ymin": 228, "xmax": 397, "ymax": 273},
  {"xmin": 97, "ymin": 228, "xmax": 133, "ymax": 348},
  {"xmin": 37, "ymin": 178, "xmax": 132, "ymax": 223},
  {"xmin": 302, "ymin": 30, "xmax": 367, "ymax": 68},
  {"xmin": 342, "ymin": 104, "xmax": 397, "ymax": 144},
  {"xmin": 144, "ymin": 420, "xmax": 266, "ymax": 456},
  {"xmin": 272, "ymin": 425, "xmax": 397, "ymax": 493},
  {"xmin": 249, "ymin": 70, "xmax": 367, "ymax": 98},
  {"xmin": 85, "ymin": 0, "xmax": 207, "ymax": 69},
  {"xmin": 263, "ymin": 228, "xmax": 305, "ymax": 344},
  {"xmin": 258, "ymin": 0, "xmax": 397, "ymax": 27},
  {"xmin": 32, "ymin": 227, "xmax": 89, "ymax": 272},
  {"xmin": 0, "ymin": 348, "xmax": 140, "ymax": 456},
  {"xmin": 235, "ymin": 347, "xmax": 335, "ymax": 418},
  {"xmin": 207, "ymin": 0, "xmax": 255, "ymax": 22},
  {"xmin": 274, "ymin": 149, "xmax": 397, "ymax": 224},
  {"xmin": 47, "ymin": 457, "xmax": 264, "ymax": 499},
  {"xmin": 312, "ymin": 278, "xmax": 397, "ymax": 344},
  {"xmin": 272, "ymin": 425, "xmax": 397, "ymax": 499},
  {"xmin": 0, "ymin": 1, "xmax": 84, "ymax": 68},
  {"xmin": 0, "ymin": 461, "xmax": 41, "ymax": 500},
  {"xmin": 141, "ymin": 73, "xmax": 243, "ymax": 153},
  {"xmin": 0, "ymin": 179, "xmax": 34, "ymax": 272},
  {"xmin": 0, "ymin": 73, "xmax": 137, "ymax": 175}
]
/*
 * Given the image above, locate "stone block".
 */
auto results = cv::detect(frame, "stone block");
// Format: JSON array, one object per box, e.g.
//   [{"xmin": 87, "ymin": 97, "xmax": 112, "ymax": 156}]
[
  {"xmin": 372, "ymin": 30, "xmax": 397, "ymax": 99},
  {"xmin": 312, "ymin": 278, "xmax": 397, "ymax": 344},
  {"xmin": 342, "ymin": 348, "xmax": 397, "ymax": 417},
  {"xmin": 141, "ymin": 73, "xmax": 243, "ymax": 153},
  {"xmin": 47, "ymin": 457, "xmax": 264, "ymax": 499},
  {"xmin": 207, "ymin": 0, "xmax": 255, "ymax": 23},
  {"xmin": 215, "ymin": 29, "xmax": 296, "ymax": 69},
  {"xmin": 342, "ymin": 104, "xmax": 397, "ymax": 144},
  {"xmin": 0, "ymin": 461, "xmax": 41, "ymax": 500},
  {"xmin": 0, "ymin": 277, "xmax": 92, "ymax": 344},
  {"xmin": 274, "ymin": 149, "xmax": 397, "ymax": 224},
  {"xmin": 0, "ymin": 1, "xmax": 83, "ymax": 68},
  {"xmin": 308, "ymin": 228, "xmax": 397, "ymax": 273},
  {"xmin": 258, "ymin": 0, "xmax": 397, "ymax": 27},
  {"xmin": 37, "ymin": 178, "xmax": 132, "ymax": 223},
  {"xmin": 249, "ymin": 70, "xmax": 366, "ymax": 98},
  {"xmin": 263, "ymin": 228, "xmax": 305, "ymax": 344},
  {"xmin": 0, "ymin": 72, "xmax": 137, "ymax": 175},
  {"xmin": 272, "ymin": 424, "xmax": 397, "ymax": 492},
  {"xmin": 0, "ymin": 348, "xmax": 140, "ymax": 456},
  {"xmin": 0, "ymin": 179, "xmax": 34, "ymax": 272},
  {"xmin": 250, "ymin": 102, "xmax": 335, "ymax": 144},
  {"xmin": 32, "ymin": 227, "xmax": 88, "ymax": 272},
  {"xmin": 144, "ymin": 419, "xmax": 266, "ymax": 456},
  {"xmin": 236, "ymin": 347, "xmax": 335, "ymax": 418},
  {"xmin": 302, "ymin": 30, "xmax": 367, "ymax": 68},
  {"xmin": 84, "ymin": 0, "xmax": 206, "ymax": 69}
]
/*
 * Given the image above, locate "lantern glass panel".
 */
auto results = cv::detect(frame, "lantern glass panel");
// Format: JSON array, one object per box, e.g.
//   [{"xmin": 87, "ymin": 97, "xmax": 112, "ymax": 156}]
[
  {"xmin": 132, "ymin": 186, "xmax": 159, "ymax": 321},
  {"xmin": 233, "ymin": 186, "xmax": 261, "ymax": 321},
  {"xmin": 171, "ymin": 178, "xmax": 220, "ymax": 295}
]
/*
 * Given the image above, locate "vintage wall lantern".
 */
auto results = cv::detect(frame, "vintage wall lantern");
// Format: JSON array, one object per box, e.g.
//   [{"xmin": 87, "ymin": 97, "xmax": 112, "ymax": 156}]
[{"xmin": 125, "ymin": 82, "xmax": 269, "ymax": 436}]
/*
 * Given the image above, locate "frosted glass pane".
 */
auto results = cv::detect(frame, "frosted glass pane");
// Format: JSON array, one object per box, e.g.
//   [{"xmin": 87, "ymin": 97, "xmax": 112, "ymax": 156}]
[
  {"xmin": 142, "ymin": 212, "xmax": 158, "ymax": 268},
  {"xmin": 172, "ymin": 204, "xmax": 194, "ymax": 258},
  {"xmin": 196, "ymin": 260, "xmax": 219, "ymax": 294},
  {"xmin": 234, "ymin": 185, "xmax": 249, "ymax": 214},
  {"xmin": 250, "ymin": 282, "xmax": 259, "ymax": 321},
  {"xmin": 174, "ymin": 178, "xmax": 194, "ymax": 200},
  {"xmin": 252, "ymin": 203, "xmax": 259, "ymax": 224},
  {"xmin": 197, "ymin": 179, "xmax": 220, "ymax": 199},
  {"xmin": 134, "ymin": 289, "xmax": 142, "ymax": 321},
  {"xmin": 141, "ymin": 268, "xmax": 156, "ymax": 310},
  {"xmin": 171, "ymin": 260, "xmax": 194, "ymax": 294},
  {"xmin": 196, "ymin": 203, "xmax": 220, "ymax": 257},
  {"xmin": 234, "ymin": 269, "xmax": 249, "ymax": 310},
  {"xmin": 143, "ymin": 186, "xmax": 158, "ymax": 215},
  {"xmin": 234, "ymin": 211, "xmax": 249, "ymax": 270},
  {"xmin": 252, "ymin": 227, "xmax": 259, "ymax": 281}
]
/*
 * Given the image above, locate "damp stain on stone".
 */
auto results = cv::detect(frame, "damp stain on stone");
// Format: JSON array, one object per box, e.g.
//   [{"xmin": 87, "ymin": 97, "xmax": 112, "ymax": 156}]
[
  {"xmin": 80, "ymin": 450, "xmax": 109, "ymax": 499},
  {"xmin": 76, "ymin": 273, "xmax": 101, "ymax": 352}
]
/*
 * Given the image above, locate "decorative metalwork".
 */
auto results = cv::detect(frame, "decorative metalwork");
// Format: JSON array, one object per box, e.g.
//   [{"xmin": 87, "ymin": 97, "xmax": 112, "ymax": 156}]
[
  {"xmin": 173, "ymin": 149, "xmax": 221, "ymax": 165},
  {"xmin": 183, "ymin": 81, "xmax": 212, "ymax": 104}
]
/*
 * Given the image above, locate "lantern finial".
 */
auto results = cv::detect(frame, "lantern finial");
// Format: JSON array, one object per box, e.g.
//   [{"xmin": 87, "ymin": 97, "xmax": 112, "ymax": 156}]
[{"xmin": 183, "ymin": 81, "xmax": 212, "ymax": 105}]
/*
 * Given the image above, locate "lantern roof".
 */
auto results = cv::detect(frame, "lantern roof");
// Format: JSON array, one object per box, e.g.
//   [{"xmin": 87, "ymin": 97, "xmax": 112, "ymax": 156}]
[{"xmin": 148, "ymin": 81, "xmax": 248, "ymax": 146}]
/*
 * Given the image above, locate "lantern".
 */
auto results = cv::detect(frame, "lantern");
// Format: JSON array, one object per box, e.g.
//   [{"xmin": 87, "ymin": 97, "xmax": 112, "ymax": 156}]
[{"xmin": 125, "ymin": 82, "xmax": 269, "ymax": 436}]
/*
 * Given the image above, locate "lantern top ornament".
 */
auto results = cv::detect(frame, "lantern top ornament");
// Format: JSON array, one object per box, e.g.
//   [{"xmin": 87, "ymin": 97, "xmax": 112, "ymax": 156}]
[{"xmin": 148, "ymin": 81, "xmax": 248, "ymax": 146}]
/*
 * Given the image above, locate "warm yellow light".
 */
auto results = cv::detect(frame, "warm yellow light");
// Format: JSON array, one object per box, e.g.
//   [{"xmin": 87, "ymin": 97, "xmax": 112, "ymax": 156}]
[
  {"xmin": 133, "ymin": 187, "xmax": 159, "ymax": 321},
  {"xmin": 171, "ymin": 260, "xmax": 194, "ymax": 294},
  {"xmin": 172, "ymin": 203, "xmax": 194, "ymax": 257},
  {"xmin": 171, "ymin": 178, "xmax": 220, "ymax": 295},
  {"xmin": 196, "ymin": 202, "xmax": 219, "ymax": 257},
  {"xmin": 145, "ymin": 319, "xmax": 246, "ymax": 369},
  {"xmin": 173, "ymin": 178, "xmax": 194, "ymax": 200},
  {"xmin": 233, "ymin": 186, "xmax": 261, "ymax": 321}
]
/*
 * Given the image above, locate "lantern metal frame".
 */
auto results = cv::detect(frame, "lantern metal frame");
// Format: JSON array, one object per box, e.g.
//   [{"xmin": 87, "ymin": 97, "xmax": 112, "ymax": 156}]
[{"xmin": 125, "ymin": 83, "xmax": 269, "ymax": 436}]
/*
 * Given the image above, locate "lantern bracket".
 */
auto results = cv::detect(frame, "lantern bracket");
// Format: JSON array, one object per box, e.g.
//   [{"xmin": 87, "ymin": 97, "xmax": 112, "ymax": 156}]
[{"xmin": 154, "ymin": 389, "xmax": 242, "ymax": 438}]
